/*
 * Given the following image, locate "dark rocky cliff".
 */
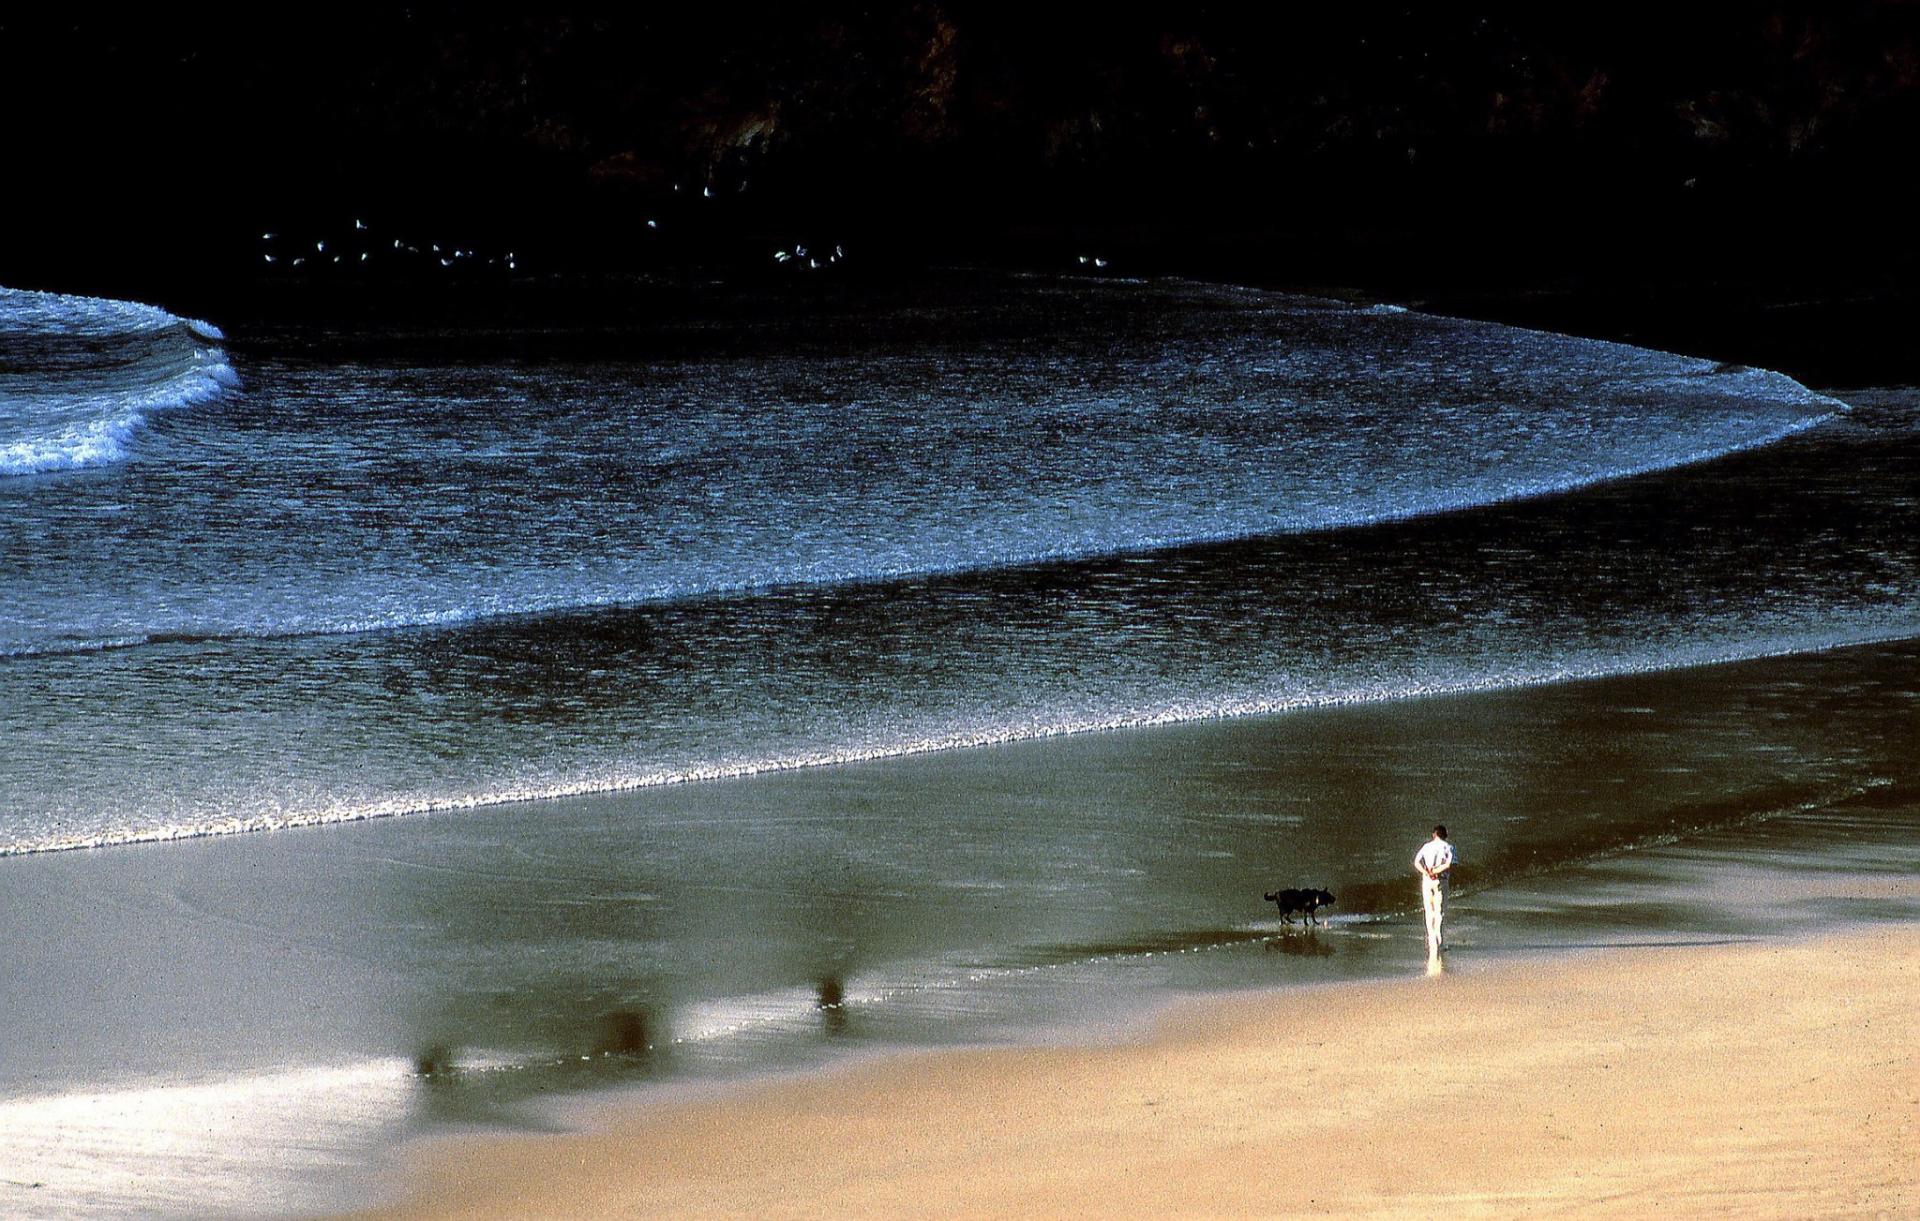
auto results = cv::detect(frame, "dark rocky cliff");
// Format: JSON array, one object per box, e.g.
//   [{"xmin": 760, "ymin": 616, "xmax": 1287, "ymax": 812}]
[{"xmin": 4, "ymin": 2, "xmax": 1916, "ymax": 350}]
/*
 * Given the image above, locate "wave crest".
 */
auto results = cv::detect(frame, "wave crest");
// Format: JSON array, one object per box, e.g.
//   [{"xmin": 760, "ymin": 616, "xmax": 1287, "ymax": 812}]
[{"xmin": 0, "ymin": 286, "xmax": 236, "ymax": 476}]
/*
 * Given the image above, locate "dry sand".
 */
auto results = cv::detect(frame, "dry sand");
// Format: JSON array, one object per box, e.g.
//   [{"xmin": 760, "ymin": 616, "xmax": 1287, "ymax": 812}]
[{"xmin": 357, "ymin": 927, "xmax": 1918, "ymax": 1219}]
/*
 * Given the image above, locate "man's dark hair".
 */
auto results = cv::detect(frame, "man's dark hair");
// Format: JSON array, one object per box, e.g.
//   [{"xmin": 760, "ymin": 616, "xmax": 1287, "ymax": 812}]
[{"xmin": 1433, "ymin": 824, "xmax": 1448, "ymax": 839}]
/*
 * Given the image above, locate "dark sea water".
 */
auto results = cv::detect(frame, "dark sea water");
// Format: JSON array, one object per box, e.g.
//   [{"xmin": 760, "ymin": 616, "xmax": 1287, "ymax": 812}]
[
  {"xmin": 0, "ymin": 274, "xmax": 1915, "ymax": 1216},
  {"xmin": 0, "ymin": 276, "xmax": 1898, "ymax": 851}
]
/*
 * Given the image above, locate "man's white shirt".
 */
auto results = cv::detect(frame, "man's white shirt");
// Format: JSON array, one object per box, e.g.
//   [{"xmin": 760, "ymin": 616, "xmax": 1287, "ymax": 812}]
[{"xmin": 1414, "ymin": 839, "xmax": 1455, "ymax": 877}]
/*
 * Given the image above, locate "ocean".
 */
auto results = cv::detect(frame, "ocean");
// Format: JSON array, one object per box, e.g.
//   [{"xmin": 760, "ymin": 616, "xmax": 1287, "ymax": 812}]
[{"xmin": 1, "ymin": 273, "xmax": 1915, "ymax": 1215}]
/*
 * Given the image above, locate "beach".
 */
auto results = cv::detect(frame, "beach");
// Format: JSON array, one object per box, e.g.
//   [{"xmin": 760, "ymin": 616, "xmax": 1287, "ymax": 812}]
[
  {"xmin": 358, "ymin": 922, "xmax": 1919, "ymax": 1218},
  {"xmin": 0, "ymin": 636, "xmax": 1914, "ymax": 1217}
]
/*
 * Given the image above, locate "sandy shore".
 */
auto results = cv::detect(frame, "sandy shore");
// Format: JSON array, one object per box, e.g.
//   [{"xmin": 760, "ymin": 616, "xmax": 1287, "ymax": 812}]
[{"xmin": 356, "ymin": 925, "xmax": 1917, "ymax": 1219}]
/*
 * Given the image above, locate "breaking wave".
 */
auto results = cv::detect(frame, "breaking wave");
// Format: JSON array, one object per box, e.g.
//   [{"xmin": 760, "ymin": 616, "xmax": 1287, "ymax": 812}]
[
  {"xmin": 0, "ymin": 278, "xmax": 1855, "ymax": 657},
  {"xmin": 0, "ymin": 286, "xmax": 237, "ymax": 475}
]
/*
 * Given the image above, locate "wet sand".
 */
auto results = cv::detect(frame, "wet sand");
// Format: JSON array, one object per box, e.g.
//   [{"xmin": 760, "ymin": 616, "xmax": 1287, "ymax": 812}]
[
  {"xmin": 358, "ymin": 919, "xmax": 1918, "ymax": 1218},
  {"xmin": 0, "ymin": 638, "xmax": 1914, "ymax": 1218}
]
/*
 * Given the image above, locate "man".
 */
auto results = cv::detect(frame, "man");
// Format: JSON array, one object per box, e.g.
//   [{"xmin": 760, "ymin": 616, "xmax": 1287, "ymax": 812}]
[{"xmin": 1414, "ymin": 824, "xmax": 1455, "ymax": 956}]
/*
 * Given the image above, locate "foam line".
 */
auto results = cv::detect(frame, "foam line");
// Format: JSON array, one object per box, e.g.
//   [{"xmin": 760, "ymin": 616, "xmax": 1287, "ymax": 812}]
[{"xmin": 3, "ymin": 623, "xmax": 1913, "ymax": 859}]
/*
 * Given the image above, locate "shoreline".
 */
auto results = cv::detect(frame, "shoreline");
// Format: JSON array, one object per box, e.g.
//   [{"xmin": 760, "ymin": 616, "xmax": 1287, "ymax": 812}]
[
  {"xmin": 0, "ymin": 637, "xmax": 1914, "ymax": 1218},
  {"xmin": 352, "ymin": 921, "xmax": 1919, "ymax": 1218},
  {"xmin": 4, "ymin": 622, "xmax": 1911, "ymax": 863}
]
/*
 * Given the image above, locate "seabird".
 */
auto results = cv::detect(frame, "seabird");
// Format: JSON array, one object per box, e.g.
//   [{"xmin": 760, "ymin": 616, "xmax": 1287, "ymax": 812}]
[
  {"xmin": 359, "ymin": 252, "xmax": 369, "ymax": 262},
  {"xmin": 440, "ymin": 257, "xmax": 453, "ymax": 267},
  {"xmin": 1077, "ymin": 255, "xmax": 1090, "ymax": 265},
  {"xmin": 646, "ymin": 219, "xmax": 658, "ymax": 230},
  {"xmin": 261, "ymin": 232, "xmax": 276, "ymax": 241},
  {"xmin": 292, "ymin": 257, "xmax": 306, "ymax": 266},
  {"xmin": 316, "ymin": 240, "xmax": 327, "ymax": 253},
  {"xmin": 835, "ymin": 245, "xmax": 845, "ymax": 259},
  {"xmin": 355, "ymin": 218, "xmax": 368, "ymax": 230},
  {"xmin": 703, "ymin": 184, "xmax": 715, "ymax": 199},
  {"xmin": 1094, "ymin": 258, "xmax": 1108, "ymax": 268},
  {"xmin": 774, "ymin": 251, "xmax": 791, "ymax": 263},
  {"xmin": 263, "ymin": 253, "xmax": 277, "ymax": 263}
]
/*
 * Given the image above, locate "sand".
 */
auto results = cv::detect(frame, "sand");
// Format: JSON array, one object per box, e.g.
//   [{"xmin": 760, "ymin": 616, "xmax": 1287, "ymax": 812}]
[{"xmin": 355, "ymin": 925, "xmax": 1918, "ymax": 1218}]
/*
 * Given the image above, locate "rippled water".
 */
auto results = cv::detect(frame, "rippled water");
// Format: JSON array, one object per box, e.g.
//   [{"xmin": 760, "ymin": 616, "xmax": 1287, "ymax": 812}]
[{"xmin": 3, "ymin": 275, "xmax": 1903, "ymax": 855}]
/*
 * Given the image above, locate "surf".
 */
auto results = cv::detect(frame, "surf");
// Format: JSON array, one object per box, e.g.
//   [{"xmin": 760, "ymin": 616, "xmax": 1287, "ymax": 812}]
[
  {"xmin": 0, "ymin": 278, "xmax": 1854, "ymax": 657},
  {"xmin": 1, "ymin": 275, "xmax": 1911, "ymax": 859},
  {"xmin": 0, "ymin": 286, "xmax": 237, "ymax": 476},
  {"xmin": 4, "ymin": 621, "xmax": 1913, "ymax": 858}
]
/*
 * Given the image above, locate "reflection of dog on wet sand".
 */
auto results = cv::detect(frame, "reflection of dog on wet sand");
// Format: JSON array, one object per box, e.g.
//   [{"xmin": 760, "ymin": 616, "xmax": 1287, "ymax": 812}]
[
  {"xmin": 1267, "ymin": 931, "xmax": 1334, "ymax": 957},
  {"xmin": 1264, "ymin": 887, "xmax": 1336, "ymax": 926}
]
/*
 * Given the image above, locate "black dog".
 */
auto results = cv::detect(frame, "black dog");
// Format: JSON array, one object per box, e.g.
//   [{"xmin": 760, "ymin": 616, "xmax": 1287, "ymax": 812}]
[{"xmin": 1263, "ymin": 887, "xmax": 1336, "ymax": 927}]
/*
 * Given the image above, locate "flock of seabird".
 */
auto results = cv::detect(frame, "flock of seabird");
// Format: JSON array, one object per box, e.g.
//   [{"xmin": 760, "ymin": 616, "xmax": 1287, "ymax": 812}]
[
  {"xmin": 772, "ymin": 242, "xmax": 847, "ymax": 272},
  {"xmin": 258, "ymin": 218, "xmax": 519, "ymax": 274},
  {"xmin": 256, "ymin": 201, "xmax": 1117, "ymax": 279}
]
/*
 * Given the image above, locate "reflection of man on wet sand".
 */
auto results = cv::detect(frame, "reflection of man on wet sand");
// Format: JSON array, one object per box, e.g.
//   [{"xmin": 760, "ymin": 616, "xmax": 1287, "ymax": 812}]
[{"xmin": 1414, "ymin": 825, "xmax": 1455, "ymax": 957}]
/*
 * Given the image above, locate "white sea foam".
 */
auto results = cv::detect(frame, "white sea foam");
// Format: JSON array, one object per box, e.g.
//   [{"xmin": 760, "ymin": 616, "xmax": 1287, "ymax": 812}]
[
  {"xmin": 0, "ymin": 356, "xmax": 239, "ymax": 475},
  {"xmin": 0, "ymin": 286, "xmax": 236, "ymax": 476}
]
